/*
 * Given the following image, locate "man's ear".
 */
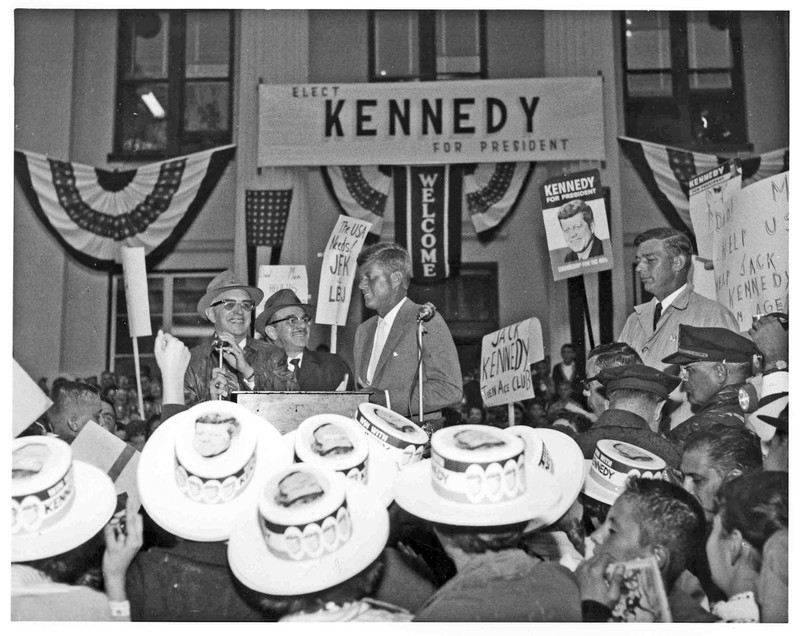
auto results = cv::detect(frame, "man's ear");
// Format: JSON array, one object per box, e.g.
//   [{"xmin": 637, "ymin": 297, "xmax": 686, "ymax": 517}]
[
  {"xmin": 672, "ymin": 253, "xmax": 688, "ymax": 273},
  {"xmin": 714, "ymin": 362, "xmax": 729, "ymax": 383},
  {"xmin": 264, "ymin": 325, "xmax": 278, "ymax": 342},
  {"xmin": 653, "ymin": 400, "xmax": 666, "ymax": 427},
  {"xmin": 204, "ymin": 307, "xmax": 216, "ymax": 323},
  {"xmin": 67, "ymin": 415, "xmax": 80, "ymax": 433},
  {"xmin": 651, "ymin": 544, "xmax": 670, "ymax": 573},
  {"xmin": 727, "ymin": 528, "xmax": 746, "ymax": 565},
  {"xmin": 390, "ymin": 270, "xmax": 403, "ymax": 289}
]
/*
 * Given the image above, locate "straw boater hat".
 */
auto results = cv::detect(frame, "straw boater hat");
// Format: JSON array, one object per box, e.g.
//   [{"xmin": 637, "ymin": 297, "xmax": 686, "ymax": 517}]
[
  {"xmin": 196, "ymin": 269, "xmax": 265, "ymax": 319},
  {"xmin": 138, "ymin": 401, "xmax": 290, "ymax": 542},
  {"xmin": 506, "ymin": 426, "xmax": 586, "ymax": 531},
  {"xmin": 13, "ymin": 436, "xmax": 117, "ymax": 562},
  {"xmin": 253, "ymin": 288, "xmax": 314, "ymax": 336},
  {"xmin": 392, "ymin": 424, "xmax": 562, "ymax": 526},
  {"xmin": 582, "ymin": 439, "xmax": 667, "ymax": 506},
  {"xmin": 283, "ymin": 413, "xmax": 399, "ymax": 507},
  {"xmin": 227, "ymin": 464, "xmax": 389, "ymax": 595}
]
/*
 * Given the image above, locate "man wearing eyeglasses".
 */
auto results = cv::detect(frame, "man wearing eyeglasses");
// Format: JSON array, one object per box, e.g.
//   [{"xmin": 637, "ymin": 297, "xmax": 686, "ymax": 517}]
[
  {"xmin": 254, "ymin": 289, "xmax": 354, "ymax": 391},
  {"xmin": 184, "ymin": 270, "xmax": 297, "ymax": 405}
]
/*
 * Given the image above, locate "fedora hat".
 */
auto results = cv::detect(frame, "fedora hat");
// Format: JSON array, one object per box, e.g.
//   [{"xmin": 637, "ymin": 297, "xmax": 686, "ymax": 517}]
[
  {"xmin": 13, "ymin": 436, "xmax": 117, "ymax": 562},
  {"xmin": 138, "ymin": 401, "xmax": 291, "ymax": 542},
  {"xmin": 284, "ymin": 413, "xmax": 400, "ymax": 508},
  {"xmin": 197, "ymin": 269, "xmax": 265, "ymax": 319},
  {"xmin": 254, "ymin": 288, "xmax": 314, "ymax": 335},
  {"xmin": 582, "ymin": 439, "xmax": 667, "ymax": 506},
  {"xmin": 227, "ymin": 464, "xmax": 389, "ymax": 595},
  {"xmin": 393, "ymin": 425, "xmax": 561, "ymax": 527},
  {"xmin": 506, "ymin": 426, "xmax": 586, "ymax": 531}
]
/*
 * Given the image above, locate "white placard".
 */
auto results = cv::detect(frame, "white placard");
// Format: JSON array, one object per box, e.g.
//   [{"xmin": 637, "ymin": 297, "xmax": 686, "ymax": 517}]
[
  {"xmin": 12, "ymin": 359, "xmax": 52, "ymax": 437},
  {"xmin": 258, "ymin": 77, "xmax": 605, "ymax": 166},
  {"xmin": 255, "ymin": 265, "xmax": 309, "ymax": 316},
  {"xmin": 315, "ymin": 216, "xmax": 372, "ymax": 326},
  {"xmin": 712, "ymin": 172, "xmax": 789, "ymax": 330},
  {"xmin": 120, "ymin": 246, "xmax": 152, "ymax": 338},
  {"xmin": 480, "ymin": 318, "xmax": 544, "ymax": 408},
  {"xmin": 688, "ymin": 159, "xmax": 742, "ymax": 260}
]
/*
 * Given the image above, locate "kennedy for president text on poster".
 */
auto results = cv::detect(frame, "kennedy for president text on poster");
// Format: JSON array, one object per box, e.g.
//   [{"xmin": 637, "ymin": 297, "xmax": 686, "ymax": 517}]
[{"xmin": 539, "ymin": 169, "xmax": 613, "ymax": 281}]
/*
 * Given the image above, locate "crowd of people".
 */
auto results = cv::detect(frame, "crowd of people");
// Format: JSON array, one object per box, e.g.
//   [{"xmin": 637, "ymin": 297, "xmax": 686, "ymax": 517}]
[{"xmin": 12, "ymin": 232, "xmax": 789, "ymax": 623}]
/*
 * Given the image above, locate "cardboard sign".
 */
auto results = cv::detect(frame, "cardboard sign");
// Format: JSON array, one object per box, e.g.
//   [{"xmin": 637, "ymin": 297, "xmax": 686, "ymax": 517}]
[
  {"xmin": 480, "ymin": 318, "xmax": 544, "ymax": 407},
  {"xmin": 71, "ymin": 421, "xmax": 141, "ymax": 511},
  {"xmin": 540, "ymin": 169, "xmax": 613, "ymax": 281},
  {"xmin": 120, "ymin": 246, "xmax": 152, "ymax": 338},
  {"xmin": 688, "ymin": 159, "xmax": 742, "ymax": 260},
  {"xmin": 315, "ymin": 215, "xmax": 372, "ymax": 326},
  {"xmin": 258, "ymin": 77, "xmax": 605, "ymax": 166},
  {"xmin": 255, "ymin": 265, "xmax": 309, "ymax": 316},
  {"xmin": 12, "ymin": 359, "xmax": 52, "ymax": 437},
  {"xmin": 712, "ymin": 172, "xmax": 789, "ymax": 330}
]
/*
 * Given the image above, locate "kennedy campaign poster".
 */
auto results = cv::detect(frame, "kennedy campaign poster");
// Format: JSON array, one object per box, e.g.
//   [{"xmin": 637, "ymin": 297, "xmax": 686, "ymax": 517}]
[
  {"xmin": 315, "ymin": 215, "xmax": 372, "ymax": 326},
  {"xmin": 539, "ymin": 169, "xmax": 613, "ymax": 281},
  {"xmin": 258, "ymin": 77, "xmax": 605, "ymax": 166},
  {"xmin": 480, "ymin": 318, "xmax": 544, "ymax": 408},
  {"xmin": 688, "ymin": 159, "xmax": 742, "ymax": 260}
]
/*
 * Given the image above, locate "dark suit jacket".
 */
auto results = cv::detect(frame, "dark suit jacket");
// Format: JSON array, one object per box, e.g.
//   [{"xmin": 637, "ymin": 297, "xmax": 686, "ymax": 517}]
[
  {"xmin": 564, "ymin": 236, "xmax": 604, "ymax": 262},
  {"xmin": 354, "ymin": 298, "xmax": 462, "ymax": 417},
  {"xmin": 293, "ymin": 348, "xmax": 355, "ymax": 391}
]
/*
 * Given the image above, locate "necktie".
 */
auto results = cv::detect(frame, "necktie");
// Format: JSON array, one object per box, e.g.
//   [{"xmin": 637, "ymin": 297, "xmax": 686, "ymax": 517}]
[
  {"xmin": 653, "ymin": 302, "xmax": 663, "ymax": 332},
  {"xmin": 366, "ymin": 318, "xmax": 389, "ymax": 384},
  {"xmin": 289, "ymin": 357, "xmax": 301, "ymax": 371}
]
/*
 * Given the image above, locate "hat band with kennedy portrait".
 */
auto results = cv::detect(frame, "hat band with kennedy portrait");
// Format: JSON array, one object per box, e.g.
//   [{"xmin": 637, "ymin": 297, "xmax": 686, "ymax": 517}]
[
  {"xmin": 356, "ymin": 403, "xmax": 427, "ymax": 470},
  {"xmin": 586, "ymin": 439, "xmax": 666, "ymax": 500}
]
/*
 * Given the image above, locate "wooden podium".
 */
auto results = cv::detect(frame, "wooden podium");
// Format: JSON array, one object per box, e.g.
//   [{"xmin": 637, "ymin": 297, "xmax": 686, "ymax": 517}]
[{"xmin": 234, "ymin": 391, "xmax": 371, "ymax": 434}]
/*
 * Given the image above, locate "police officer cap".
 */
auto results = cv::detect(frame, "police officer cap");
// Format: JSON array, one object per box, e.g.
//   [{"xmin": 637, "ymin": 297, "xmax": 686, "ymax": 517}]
[
  {"xmin": 597, "ymin": 364, "xmax": 680, "ymax": 400},
  {"xmin": 661, "ymin": 325, "xmax": 759, "ymax": 365}
]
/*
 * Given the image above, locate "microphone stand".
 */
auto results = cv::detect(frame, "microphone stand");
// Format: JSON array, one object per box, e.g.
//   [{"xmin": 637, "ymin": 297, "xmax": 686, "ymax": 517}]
[{"xmin": 417, "ymin": 317, "xmax": 425, "ymax": 423}]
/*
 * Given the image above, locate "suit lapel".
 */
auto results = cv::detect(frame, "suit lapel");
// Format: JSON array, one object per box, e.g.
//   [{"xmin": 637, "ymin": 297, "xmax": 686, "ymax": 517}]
[
  {"xmin": 297, "ymin": 349, "xmax": 319, "ymax": 386},
  {"xmin": 373, "ymin": 300, "xmax": 416, "ymax": 382}
]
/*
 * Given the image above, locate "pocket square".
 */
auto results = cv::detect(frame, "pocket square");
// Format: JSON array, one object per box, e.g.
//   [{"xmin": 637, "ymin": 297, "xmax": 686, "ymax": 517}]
[{"xmin": 392, "ymin": 352, "xmax": 398, "ymax": 357}]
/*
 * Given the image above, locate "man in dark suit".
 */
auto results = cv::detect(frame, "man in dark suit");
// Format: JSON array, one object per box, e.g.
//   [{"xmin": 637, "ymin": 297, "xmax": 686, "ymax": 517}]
[
  {"xmin": 552, "ymin": 342, "xmax": 585, "ymax": 405},
  {"xmin": 353, "ymin": 243, "xmax": 462, "ymax": 424},
  {"xmin": 255, "ymin": 289, "xmax": 354, "ymax": 391},
  {"xmin": 558, "ymin": 199, "xmax": 604, "ymax": 263}
]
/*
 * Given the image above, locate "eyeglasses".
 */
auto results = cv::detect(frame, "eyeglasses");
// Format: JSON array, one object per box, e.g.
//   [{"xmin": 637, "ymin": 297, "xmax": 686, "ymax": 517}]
[
  {"xmin": 269, "ymin": 314, "xmax": 312, "ymax": 327},
  {"xmin": 210, "ymin": 299, "xmax": 256, "ymax": 312}
]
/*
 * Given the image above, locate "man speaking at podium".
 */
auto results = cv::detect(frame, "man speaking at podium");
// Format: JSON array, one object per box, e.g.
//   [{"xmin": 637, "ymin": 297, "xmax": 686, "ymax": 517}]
[{"xmin": 354, "ymin": 243, "xmax": 462, "ymax": 426}]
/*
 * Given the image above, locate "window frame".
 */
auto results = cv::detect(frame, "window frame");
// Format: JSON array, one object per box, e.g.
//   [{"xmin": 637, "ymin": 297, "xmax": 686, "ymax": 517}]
[
  {"xmin": 621, "ymin": 10, "xmax": 749, "ymax": 152},
  {"xmin": 111, "ymin": 9, "xmax": 235, "ymax": 161},
  {"xmin": 368, "ymin": 10, "xmax": 487, "ymax": 83}
]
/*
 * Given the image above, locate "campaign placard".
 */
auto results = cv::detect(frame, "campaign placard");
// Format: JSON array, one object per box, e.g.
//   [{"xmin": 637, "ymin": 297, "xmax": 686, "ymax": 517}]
[
  {"xmin": 120, "ymin": 246, "xmax": 152, "ymax": 338},
  {"xmin": 688, "ymin": 159, "xmax": 742, "ymax": 260},
  {"xmin": 315, "ymin": 215, "xmax": 372, "ymax": 326},
  {"xmin": 480, "ymin": 318, "xmax": 544, "ymax": 408},
  {"xmin": 255, "ymin": 265, "xmax": 309, "ymax": 316},
  {"xmin": 12, "ymin": 359, "xmax": 52, "ymax": 437},
  {"xmin": 539, "ymin": 169, "xmax": 613, "ymax": 281},
  {"xmin": 712, "ymin": 172, "xmax": 789, "ymax": 330}
]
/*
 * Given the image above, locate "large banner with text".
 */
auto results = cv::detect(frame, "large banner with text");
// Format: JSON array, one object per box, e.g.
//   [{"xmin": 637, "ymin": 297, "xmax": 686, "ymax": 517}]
[{"xmin": 259, "ymin": 78, "xmax": 605, "ymax": 166}]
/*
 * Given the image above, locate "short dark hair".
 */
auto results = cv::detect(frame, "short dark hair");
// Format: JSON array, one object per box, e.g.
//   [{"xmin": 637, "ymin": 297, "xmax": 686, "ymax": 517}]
[
  {"xmin": 561, "ymin": 343, "xmax": 575, "ymax": 353},
  {"xmin": 714, "ymin": 471, "xmax": 788, "ymax": 553},
  {"xmin": 634, "ymin": 228, "xmax": 693, "ymax": 269},
  {"xmin": 617, "ymin": 477, "xmax": 706, "ymax": 587},
  {"xmin": 558, "ymin": 199, "xmax": 594, "ymax": 225},
  {"xmin": 434, "ymin": 521, "xmax": 527, "ymax": 554},
  {"xmin": 683, "ymin": 424, "xmax": 763, "ymax": 480},
  {"xmin": 356, "ymin": 242, "xmax": 412, "ymax": 288},
  {"xmin": 587, "ymin": 342, "xmax": 642, "ymax": 372}
]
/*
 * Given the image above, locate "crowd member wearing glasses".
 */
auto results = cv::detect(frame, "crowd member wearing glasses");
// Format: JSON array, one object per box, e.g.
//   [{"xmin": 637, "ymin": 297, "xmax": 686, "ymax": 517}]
[
  {"xmin": 255, "ymin": 289, "xmax": 354, "ymax": 391},
  {"xmin": 184, "ymin": 270, "xmax": 298, "ymax": 405}
]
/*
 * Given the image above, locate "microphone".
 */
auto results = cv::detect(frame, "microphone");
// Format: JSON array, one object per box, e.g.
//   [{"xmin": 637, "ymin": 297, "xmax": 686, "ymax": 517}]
[{"xmin": 417, "ymin": 302, "xmax": 436, "ymax": 322}]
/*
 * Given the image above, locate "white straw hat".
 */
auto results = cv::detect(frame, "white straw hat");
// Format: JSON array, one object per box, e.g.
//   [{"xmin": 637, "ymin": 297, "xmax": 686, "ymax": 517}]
[{"xmin": 582, "ymin": 439, "xmax": 667, "ymax": 505}]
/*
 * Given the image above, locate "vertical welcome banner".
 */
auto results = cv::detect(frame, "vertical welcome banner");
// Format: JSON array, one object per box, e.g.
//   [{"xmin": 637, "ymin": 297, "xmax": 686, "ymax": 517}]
[
  {"xmin": 394, "ymin": 165, "xmax": 462, "ymax": 283},
  {"xmin": 315, "ymin": 215, "xmax": 372, "ymax": 326}
]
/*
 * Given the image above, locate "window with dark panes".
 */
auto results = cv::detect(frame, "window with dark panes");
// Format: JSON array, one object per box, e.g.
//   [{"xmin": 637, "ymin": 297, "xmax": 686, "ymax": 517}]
[
  {"xmin": 114, "ymin": 10, "xmax": 233, "ymax": 159},
  {"xmin": 623, "ymin": 11, "xmax": 747, "ymax": 150},
  {"xmin": 110, "ymin": 271, "xmax": 219, "ymax": 376},
  {"xmin": 370, "ymin": 10, "xmax": 485, "ymax": 82}
]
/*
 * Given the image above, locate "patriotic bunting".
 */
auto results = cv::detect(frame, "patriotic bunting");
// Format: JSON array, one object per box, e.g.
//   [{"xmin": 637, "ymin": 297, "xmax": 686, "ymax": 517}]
[
  {"xmin": 321, "ymin": 165, "xmax": 392, "ymax": 236},
  {"xmin": 14, "ymin": 145, "xmax": 237, "ymax": 271},
  {"xmin": 463, "ymin": 162, "xmax": 535, "ymax": 243},
  {"xmin": 619, "ymin": 136, "xmax": 788, "ymax": 236}
]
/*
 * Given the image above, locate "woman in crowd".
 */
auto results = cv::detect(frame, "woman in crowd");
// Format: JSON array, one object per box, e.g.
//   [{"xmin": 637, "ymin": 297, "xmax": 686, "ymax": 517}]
[{"xmin": 705, "ymin": 470, "xmax": 788, "ymax": 622}]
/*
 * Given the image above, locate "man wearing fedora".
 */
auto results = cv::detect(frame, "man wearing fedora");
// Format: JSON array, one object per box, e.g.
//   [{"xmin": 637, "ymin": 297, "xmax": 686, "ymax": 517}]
[
  {"xmin": 255, "ymin": 289, "xmax": 354, "ymax": 391},
  {"xmin": 662, "ymin": 325, "xmax": 759, "ymax": 447},
  {"xmin": 184, "ymin": 270, "xmax": 297, "ymax": 405},
  {"xmin": 576, "ymin": 364, "xmax": 682, "ymax": 469}
]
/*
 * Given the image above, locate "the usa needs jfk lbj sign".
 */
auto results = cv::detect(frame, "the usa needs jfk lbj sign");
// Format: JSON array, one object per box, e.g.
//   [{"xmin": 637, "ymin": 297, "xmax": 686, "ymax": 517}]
[{"xmin": 258, "ymin": 77, "xmax": 605, "ymax": 166}]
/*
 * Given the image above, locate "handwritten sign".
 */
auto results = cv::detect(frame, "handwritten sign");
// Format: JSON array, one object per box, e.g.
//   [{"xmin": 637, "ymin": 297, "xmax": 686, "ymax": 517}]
[
  {"xmin": 713, "ymin": 172, "xmax": 789, "ymax": 330},
  {"xmin": 480, "ymin": 318, "xmax": 544, "ymax": 407},
  {"xmin": 256, "ymin": 265, "xmax": 309, "ymax": 316},
  {"xmin": 12, "ymin": 359, "xmax": 52, "ymax": 437},
  {"xmin": 315, "ymin": 215, "xmax": 372, "ymax": 326},
  {"xmin": 689, "ymin": 159, "xmax": 742, "ymax": 260},
  {"xmin": 539, "ymin": 169, "xmax": 613, "ymax": 281},
  {"xmin": 120, "ymin": 246, "xmax": 152, "ymax": 337}
]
